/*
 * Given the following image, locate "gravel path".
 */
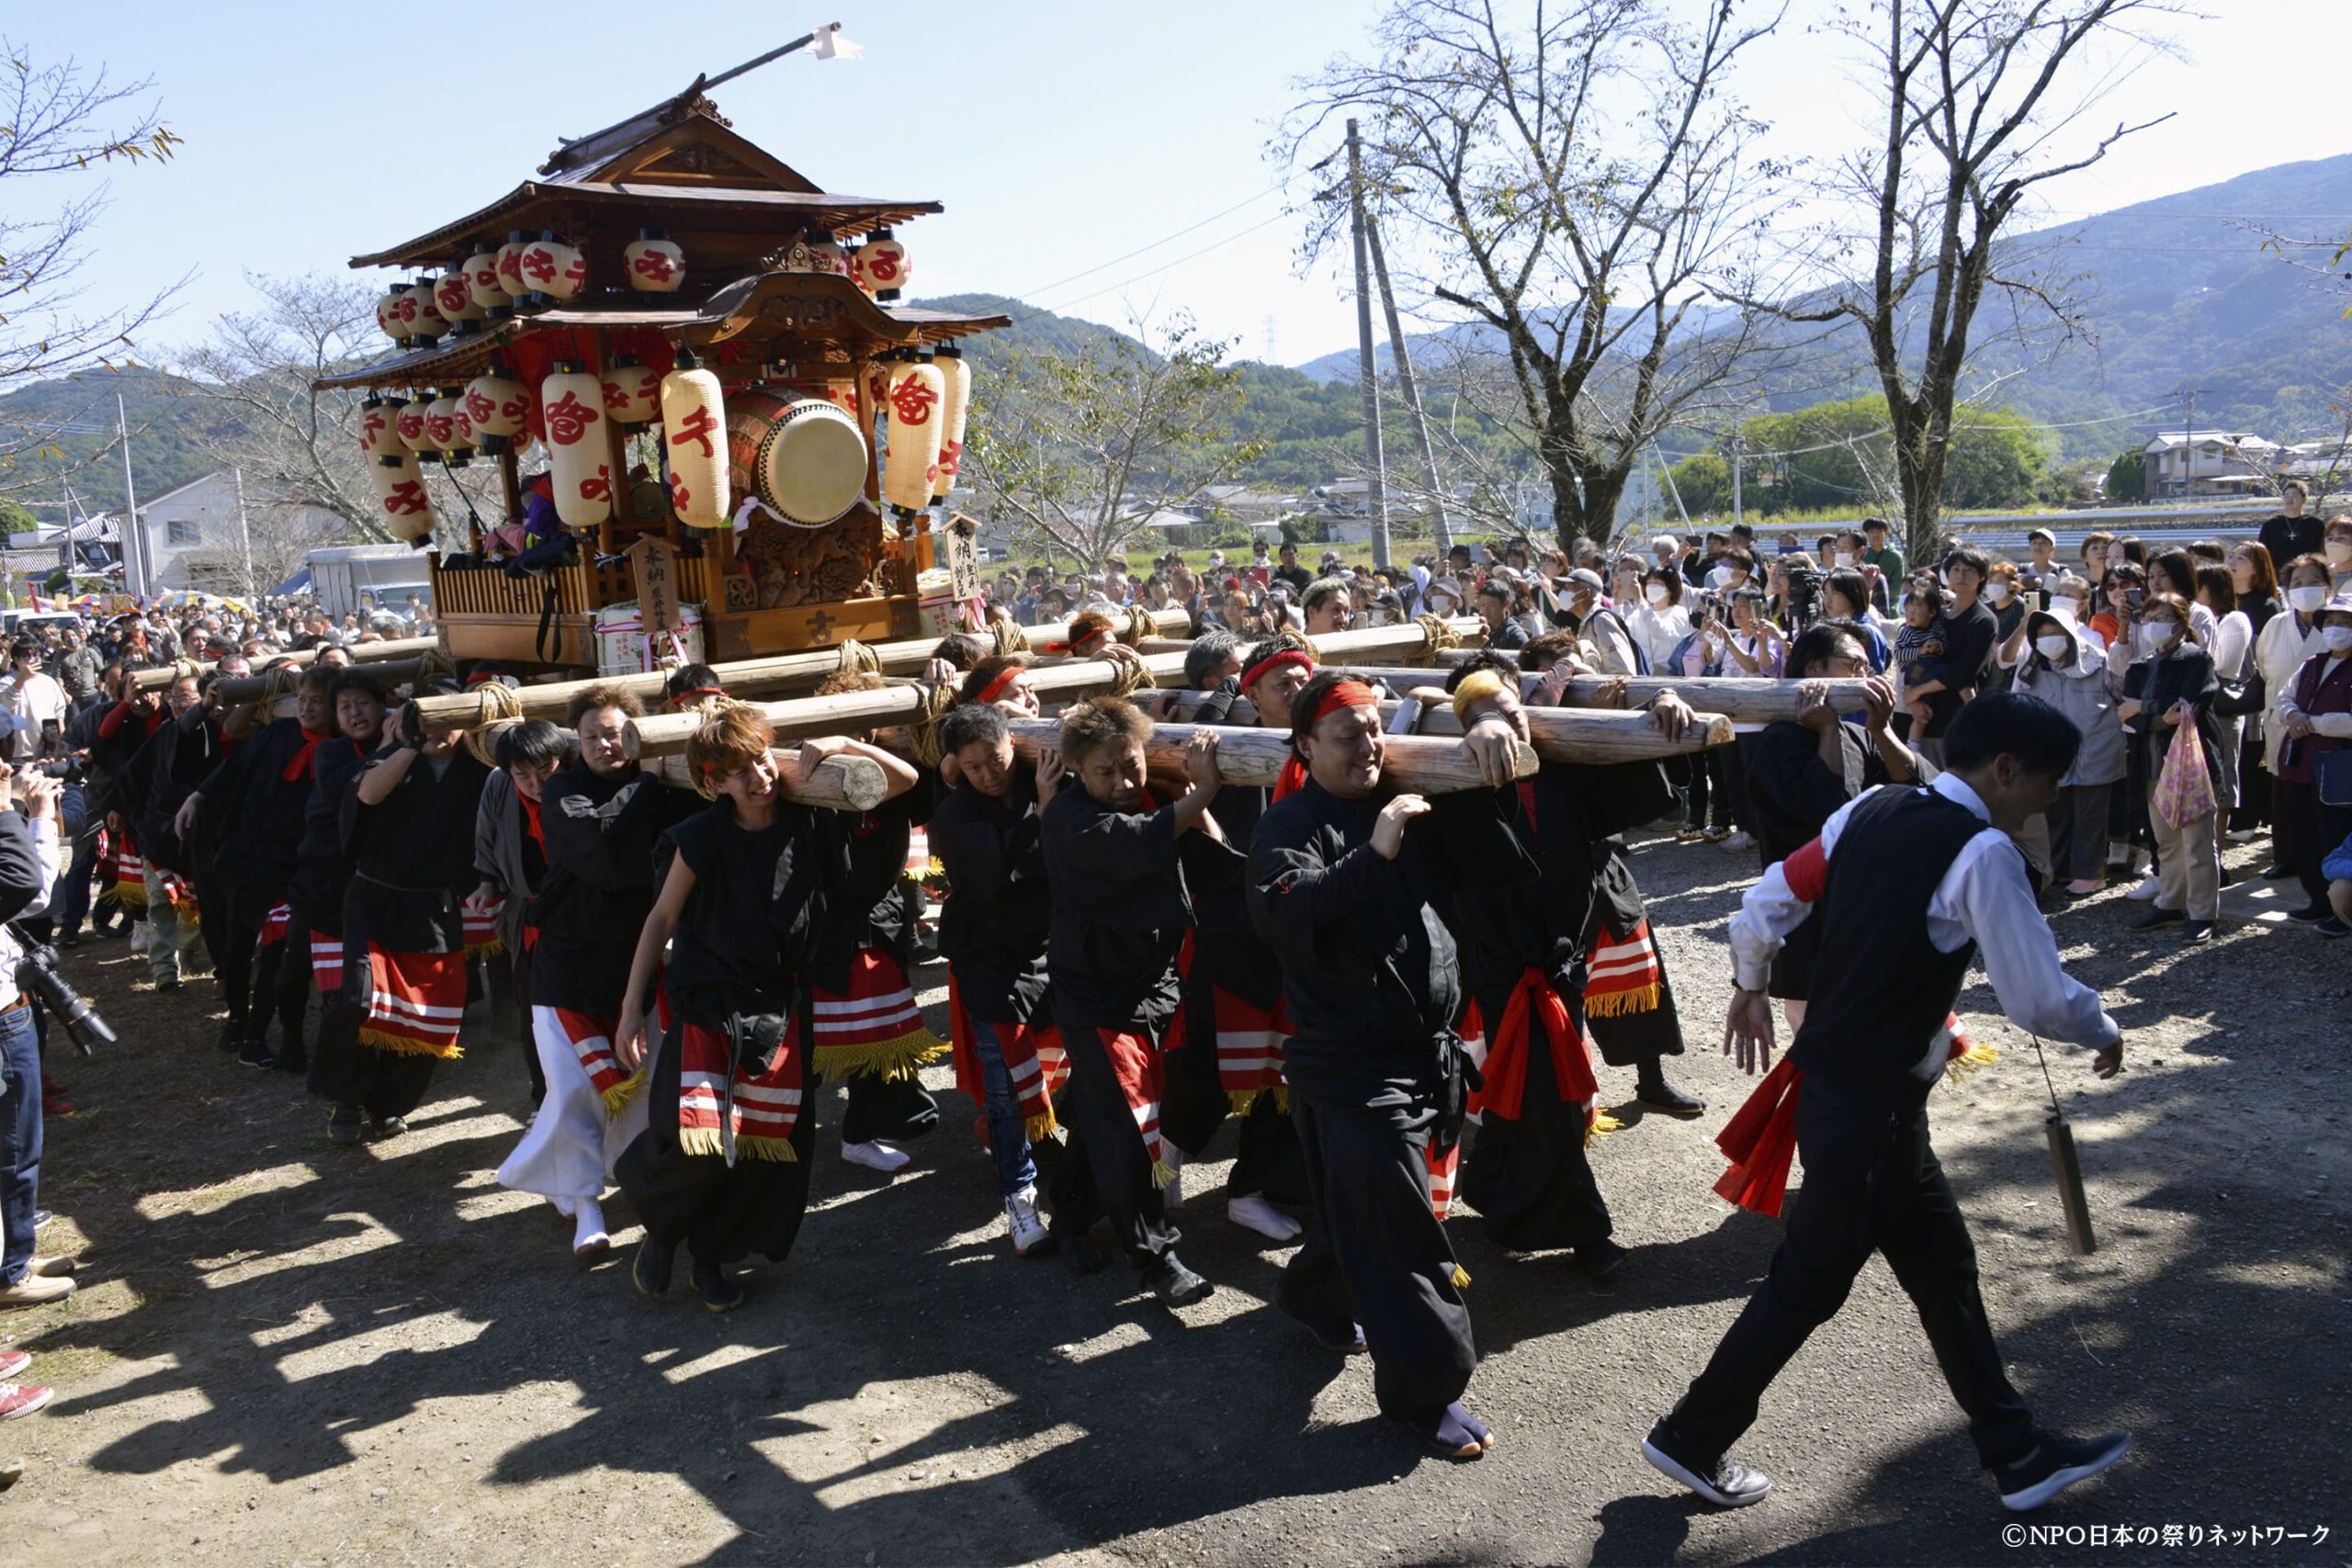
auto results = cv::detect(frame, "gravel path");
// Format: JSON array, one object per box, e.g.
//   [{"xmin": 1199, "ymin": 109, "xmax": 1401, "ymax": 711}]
[{"xmin": 0, "ymin": 826, "xmax": 2343, "ymax": 1566}]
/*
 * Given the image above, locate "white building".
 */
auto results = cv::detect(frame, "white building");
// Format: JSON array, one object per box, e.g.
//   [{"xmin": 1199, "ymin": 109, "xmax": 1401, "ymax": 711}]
[
  {"xmin": 2141, "ymin": 430, "xmax": 2282, "ymax": 499},
  {"xmin": 127, "ymin": 470, "xmax": 350, "ymax": 596}
]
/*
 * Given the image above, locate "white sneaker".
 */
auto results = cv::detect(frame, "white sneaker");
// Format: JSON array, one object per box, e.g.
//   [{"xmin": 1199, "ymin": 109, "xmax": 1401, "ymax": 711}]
[
  {"xmin": 2223, "ymin": 827, "xmax": 2260, "ymax": 843},
  {"xmin": 129, "ymin": 924, "xmax": 150, "ymax": 955},
  {"xmin": 2106, "ymin": 843, "xmax": 2129, "ymax": 868},
  {"xmin": 1160, "ymin": 1150, "xmax": 1186, "ymax": 1209},
  {"xmin": 2126, "ymin": 874, "xmax": 2161, "ymax": 901},
  {"xmin": 571, "ymin": 1199, "xmax": 609, "ymax": 1258},
  {"xmin": 1724, "ymin": 830, "xmax": 1755, "ymax": 852},
  {"xmin": 1004, "ymin": 1186, "xmax": 1051, "ymax": 1256},
  {"xmin": 1227, "ymin": 1192, "xmax": 1302, "ymax": 1242},
  {"xmin": 842, "ymin": 1140, "xmax": 911, "ymax": 1174}
]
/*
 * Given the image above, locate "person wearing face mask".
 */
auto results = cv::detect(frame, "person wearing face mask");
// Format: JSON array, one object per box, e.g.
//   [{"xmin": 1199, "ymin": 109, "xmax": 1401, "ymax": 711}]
[
  {"xmin": 1983, "ymin": 560, "xmax": 2025, "ymax": 642},
  {"xmin": 2192, "ymin": 563, "xmax": 2256, "ymax": 838},
  {"xmin": 2271, "ymin": 592, "xmax": 2352, "ymax": 935},
  {"xmin": 2012, "ymin": 609, "xmax": 2127, "ymax": 897},
  {"xmin": 2222, "ymin": 544, "xmax": 2282, "ymax": 840},
  {"xmin": 2256, "ymin": 556, "xmax": 2335, "ymax": 881},
  {"xmin": 2325, "ymin": 517, "xmax": 2352, "ymax": 594},
  {"xmin": 2148, "ymin": 549, "xmax": 2219, "ymax": 649},
  {"xmin": 1628, "ymin": 569, "xmax": 1695, "ymax": 674},
  {"xmin": 2115, "ymin": 593, "xmax": 2222, "ymax": 942},
  {"xmin": 1422, "ymin": 574, "xmax": 1465, "ymax": 623}
]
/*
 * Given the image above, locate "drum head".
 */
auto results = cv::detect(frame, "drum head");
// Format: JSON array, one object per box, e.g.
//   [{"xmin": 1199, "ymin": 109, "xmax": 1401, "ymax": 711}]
[{"xmin": 758, "ymin": 399, "xmax": 868, "ymax": 525}]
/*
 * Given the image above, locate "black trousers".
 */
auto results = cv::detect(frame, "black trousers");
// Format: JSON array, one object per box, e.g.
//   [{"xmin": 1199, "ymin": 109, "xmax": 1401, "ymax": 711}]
[
  {"xmin": 265, "ymin": 925, "xmax": 312, "ymax": 1058},
  {"xmin": 1668, "ymin": 1070, "xmax": 2036, "ymax": 1469},
  {"xmin": 212, "ymin": 886, "xmax": 276, "ymax": 1027},
  {"xmin": 1159, "ymin": 1025, "xmax": 1310, "ymax": 1202},
  {"xmin": 842, "ymin": 1071, "xmax": 940, "ymax": 1145},
  {"xmin": 1459, "ymin": 1033, "xmax": 1612, "ymax": 1254},
  {"xmin": 1282, "ymin": 1072, "xmax": 1475, "ymax": 1421},
  {"xmin": 2277, "ymin": 776, "xmax": 2352, "ymax": 907},
  {"xmin": 617, "ymin": 1017, "xmax": 817, "ymax": 1267},
  {"xmin": 511, "ymin": 945, "xmax": 543, "ymax": 1105},
  {"xmin": 308, "ymin": 991, "xmax": 438, "ymax": 1121},
  {"xmin": 1048, "ymin": 1024, "xmax": 1178, "ymax": 1274}
]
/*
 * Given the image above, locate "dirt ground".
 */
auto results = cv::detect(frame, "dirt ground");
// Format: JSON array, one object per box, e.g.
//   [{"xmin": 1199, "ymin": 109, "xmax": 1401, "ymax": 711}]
[{"xmin": 0, "ymin": 825, "xmax": 2345, "ymax": 1567}]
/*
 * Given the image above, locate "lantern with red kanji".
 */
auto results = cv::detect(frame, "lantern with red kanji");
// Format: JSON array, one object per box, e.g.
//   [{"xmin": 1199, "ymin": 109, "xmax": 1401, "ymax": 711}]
[
  {"xmin": 931, "ymin": 344, "xmax": 971, "ymax": 502},
  {"xmin": 422, "ymin": 390, "xmax": 462, "ymax": 461},
  {"xmin": 494, "ymin": 231, "xmax": 530, "ymax": 299},
  {"xmin": 357, "ymin": 395, "xmax": 407, "ymax": 462},
  {"xmin": 539, "ymin": 362, "xmax": 612, "ymax": 528},
  {"xmin": 369, "ymin": 454, "xmax": 435, "ymax": 543},
  {"xmin": 789, "ymin": 231, "xmax": 849, "ymax": 276},
  {"xmin": 378, "ymin": 286, "xmax": 414, "ymax": 344},
  {"xmin": 465, "ymin": 244, "xmax": 506, "ymax": 315},
  {"xmin": 882, "ymin": 352, "xmax": 945, "ymax": 516},
  {"xmin": 854, "ymin": 229, "xmax": 910, "ymax": 302},
  {"xmin": 393, "ymin": 395, "xmax": 433, "ymax": 457},
  {"xmin": 518, "ymin": 231, "xmax": 587, "ymax": 305},
  {"xmin": 659, "ymin": 348, "xmax": 730, "ymax": 530},
  {"xmin": 465, "ymin": 364, "xmax": 530, "ymax": 456},
  {"xmin": 601, "ymin": 355, "xmax": 661, "ymax": 428},
  {"xmin": 623, "ymin": 229, "xmax": 685, "ymax": 293},
  {"xmin": 405, "ymin": 280, "xmax": 448, "ymax": 345},
  {"xmin": 435, "ymin": 262, "xmax": 484, "ymax": 332},
  {"xmin": 441, "ymin": 385, "xmax": 478, "ymax": 465}
]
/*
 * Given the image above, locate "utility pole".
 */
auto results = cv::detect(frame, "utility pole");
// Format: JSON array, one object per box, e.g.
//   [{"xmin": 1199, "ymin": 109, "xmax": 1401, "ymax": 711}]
[
  {"xmin": 117, "ymin": 392, "xmax": 146, "ymax": 597},
  {"xmin": 1363, "ymin": 209, "xmax": 1451, "ymax": 558},
  {"xmin": 1345, "ymin": 118, "xmax": 1391, "ymax": 569},
  {"xmin": 1729, "ymin": 431, "xmax": 1745, "ymax": 535},
  {"xmin": 234, "ymin": 466, "xmax": 255, "ymax": 600},
  {"xmin": 2172, "ymin": 384, "xmax": 2203, "ymax": 501}
]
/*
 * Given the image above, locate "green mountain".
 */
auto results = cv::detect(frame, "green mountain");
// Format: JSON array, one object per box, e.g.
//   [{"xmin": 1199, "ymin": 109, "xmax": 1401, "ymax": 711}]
[{"xmin": 0, "ymin": 364, "xmax": 226, "ymax": 525}]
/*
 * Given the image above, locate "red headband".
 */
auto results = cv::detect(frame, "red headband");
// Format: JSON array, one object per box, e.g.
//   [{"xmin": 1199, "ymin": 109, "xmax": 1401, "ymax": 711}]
[
  {"xmin": 977, "ymin": 667, "xmax": 1023, "ymax": 705},
  {"xmin": 1240, "ymin": 649, "xmax": 1314, "ymax": 693},
  {"xmin": 670, "ymin": 685, "xmax": 724, "ymax": 707},
  {"xmin": 1307, "ymin": 680, "xmax": 1379, "ymax": 728}
]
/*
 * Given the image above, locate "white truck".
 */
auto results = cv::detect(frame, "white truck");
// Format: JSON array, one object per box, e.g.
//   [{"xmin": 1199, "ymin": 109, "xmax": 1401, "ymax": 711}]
[{"xmin": 307, "ymin": 543, "xmax": 433, "ymax": 622}]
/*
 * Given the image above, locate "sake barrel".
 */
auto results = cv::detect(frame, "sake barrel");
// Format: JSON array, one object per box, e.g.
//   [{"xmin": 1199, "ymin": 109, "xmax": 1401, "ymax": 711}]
[{"xmin": 725, "ymin": 390, "xmax": 868, "ymax": 526}]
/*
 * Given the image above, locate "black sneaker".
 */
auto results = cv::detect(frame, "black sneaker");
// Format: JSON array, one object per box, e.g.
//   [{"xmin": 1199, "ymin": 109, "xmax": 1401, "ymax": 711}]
[
  {"xmin": 2316, "ymin": 917, "xmax": 2351, "ymax": 939},
  {"xmin": 691, "ymin": 1261, "xmax": 745, "ymax": 1314},
  {"xmin": 1634, "ymin": 1077, "xmax": 1707, "ymax": 1118},
  {"xmin": 55, "ymin": 931, "xmax": 80, "ymax": 949},
  {"xmin": 632, "ymin": 1237, "xmax": 674, "ymax": 1298},
  {"xmin": 216, "ymin": 1021, "xmax": 246, "ymax": 1054},
  {"xmin": 1576, "ymin": 1238, "xmax": 1631, "ymax": 1278},
  {"xmin": 156, "ymin": 976, "xmax": 181, "ymax": 992},
  {"xmin": 1994, "ymin": 1430, "xmax": 2132, "ymax": 1512},
  {"xmin": 327, "ymin": 1104, "xmax": 365, "ymax": 1145},
  {"xmin": 2129, "ymin": 906, "xmax": 2185, "ymax": 931},
  {"xmin": 237, "ymin": 1037, "xmax": 276, "ymax": 1069},
  {"xmin": 1641, "ymin": 1417, "xmax": 1772, "ymax": 1508},
  {"xmin": 1148, "ymin": 1255, "xmax": 1214, "ymax": 1307},
  {"xmin": 2260, "ymin": 863, "xmax": 2295, "ymax": 880},
  {"xmin": 2285, "ymin": 904, "xmax": 2331, "ymax": 925},
  {"xmin": 2182, "ymin": 919, "xmax": 2215, "ymax": 944}
]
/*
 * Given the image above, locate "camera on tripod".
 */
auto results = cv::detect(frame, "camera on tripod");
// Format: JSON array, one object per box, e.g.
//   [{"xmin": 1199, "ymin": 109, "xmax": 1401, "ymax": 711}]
[{"xmin": 10, "ymin": 921, "xmax": 114, "ymax": 1055}]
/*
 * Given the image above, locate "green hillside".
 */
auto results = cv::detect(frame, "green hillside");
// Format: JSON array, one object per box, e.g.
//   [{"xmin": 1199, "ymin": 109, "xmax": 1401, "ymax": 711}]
[{"xmin": 0, "ymin": 364, "xmax": 225, "ymax": 524}]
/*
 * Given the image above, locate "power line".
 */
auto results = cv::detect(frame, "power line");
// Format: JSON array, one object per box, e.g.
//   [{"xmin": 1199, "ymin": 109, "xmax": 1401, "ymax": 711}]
[{"xmin": 1018, "ymin": 176, "xmax": 1295, "ymax": 303}]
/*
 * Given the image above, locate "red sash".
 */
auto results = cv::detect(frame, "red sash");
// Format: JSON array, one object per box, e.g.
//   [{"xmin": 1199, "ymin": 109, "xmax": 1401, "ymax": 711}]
[
  {"xmin": 1093, "ymin": 1027, "xmax": 1175, "ymax": 1185},
  {"xmin": 462, "ymin": 896, "xmax": 505, "ymax": 958},
  {"xmin": 808, "ymin": 944, "xmax": 949, "ymax": 1082},
  {"xmin": 545, "ymin": 1006, "xmax": 646, "ymax": 1114},
  {"xmin": 944, "ymin": 971, "xmax": 1066, "ymax": 1141},
  {"xmin": 1164, "ymin": 931, "xmax": 1291, "ymax": 1114},
  {"xmin": 259, "ymin": 900, "xmax": 291, "ymax": 948},
  {"xmin": 358, "ymin": 945, "xmax": 468, "ymax": 1058},
  {"xmin": 677, "ymin": 1019, "xmax": 802, "ymax": 1162},
  {"xmin": 310, "ymin": 931, "xmax": 343, "ymax": 991},
  {"xmin": 1584, "ymin": 919, "xmax": 1662, "ymax": 1017}
]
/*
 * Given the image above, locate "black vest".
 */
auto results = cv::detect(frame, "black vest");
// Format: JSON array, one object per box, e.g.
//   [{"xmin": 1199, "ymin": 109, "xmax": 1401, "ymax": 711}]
[{"xmin": 1791, "ymin": 785, "xmax": 1989, "ymax": 1098}]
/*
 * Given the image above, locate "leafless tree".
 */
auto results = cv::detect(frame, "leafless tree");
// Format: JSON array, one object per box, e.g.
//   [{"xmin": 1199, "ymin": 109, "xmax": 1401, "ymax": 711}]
[
  {"xmin": 1763, "ymin": 0, "xmax": 2177, "ymax": 561},
  {"xmin": 0, "ymin": 40, "xmax": 187, "ymax": 493},
  {"xmin": 962, "ymin": 311, "xmax": 1267, "ymax": 570},
  {"xmin": 173, "ymin": 272, "xmax": 497, "ymax": 552},
  {"xmin": 1277, "ymin": 0, "xmax": 1792, "ymax": 553}
]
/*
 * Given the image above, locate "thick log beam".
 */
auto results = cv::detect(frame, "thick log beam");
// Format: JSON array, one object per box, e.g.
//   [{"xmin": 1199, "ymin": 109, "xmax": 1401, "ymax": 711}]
[
  {"xmin": 640, "ymin": 746, "xmax": 888, "ymax": 811},
  {"xmin": 1322, "ymin": 666, "xmax": 1872, "ymax": 727},
  {"xmin": 1002, "ymin": 717, "xmax": 1536, "ymax": 795},
  {"xmin": 1148, "ymin": 688, "xmax": 1733, "ymax": 762},
  {"xmin": 133, "ymin": 636, "xmax": 443, "ymax": 691},
  {"xmin": 208, "ymin": 658, "xmax": 432, "ymax": 705}
]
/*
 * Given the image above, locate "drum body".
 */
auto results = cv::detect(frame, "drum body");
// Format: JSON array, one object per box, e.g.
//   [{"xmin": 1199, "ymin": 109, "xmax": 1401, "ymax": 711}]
[{"xmin": 726, "ymin": 389, "xmax": 869, "ymax": 526}]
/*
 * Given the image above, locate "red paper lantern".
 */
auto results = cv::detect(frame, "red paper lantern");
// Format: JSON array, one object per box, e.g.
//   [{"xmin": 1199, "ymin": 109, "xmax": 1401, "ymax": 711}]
[
  {"xmin": 854, "ymin": 229, "xmax": 910, "ymax": 302},
  {"xmin": 623, "ymin": 229, "xmax": 685, "ymax": 293},
  {"xmin": 601, "ymin": 355, "xmax": 661, "ymax": 427},
  {"xmin": 539, "ymin": 362, "xmax": 612, "ymax": 528},
  {"xmin": 368, "ymin": 454, "xmax": 435, "ymax": 542},
  {"xmin": 518, "ymin": 231, "xmax": 587, "ymax": 303},
  {"xmin": 931, "ymin": 345, "xmax": 971, "ymax": 502},
  {"xmin": 882, "ymin": 354, "xmax": 944, "ymax": 516},
  {"xmin": 659, "ymin": 350, "xmax": 729, "ymax": 530}
]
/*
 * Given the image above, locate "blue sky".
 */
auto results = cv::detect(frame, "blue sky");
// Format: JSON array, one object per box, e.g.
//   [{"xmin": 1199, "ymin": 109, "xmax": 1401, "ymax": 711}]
[{"xmin": 11, "ymin": 0, "xmax": 2349, "ymax": 372}]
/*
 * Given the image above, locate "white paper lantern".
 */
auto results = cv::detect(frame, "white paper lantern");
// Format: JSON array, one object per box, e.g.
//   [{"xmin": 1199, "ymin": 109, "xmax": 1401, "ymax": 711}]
[
  {"xmin": 601, "ymin": 355, "xmax": 661, "ymax": 427},
  {"xmin": 518, "ymin": 231, "xmax": 587, "ymax": 302},
  {"xmin": 495, "ymin": 231, "xmax": 530, "ymax": 299},
  {"xmin": 623, "ymin": 230, "xmax": 685, "ymax": 293},
  {"xmin": 539, "ymin": 362, "xmax": 613, "ymax": 528},
  {"xmin": 882, "ymin": 355, "xmax": 944, "ymax": 515},
  {"xmin": 393, "ymin": 397, "xmax": 434, "ymax": 457},
  {"xmin": 357, "ymin": 396, "xmax": 406, "ymax": 461},
  {"xmin": 441, "ymin": 387, "xmax": 477, "ymax": 463},
  {"xmin": 464, "ymin": 246, "xmax": 506, "ymax": 313},
  {"xmin": 435, "ymin": 265, "xmax": 484, "ymax": 326},
  {"xmin": 405, "ymin": 281, "xmax": 447, "ymax": 344},
  {"xmin": 464, "ymin": 366, "xmax": 531, "ymax": 454},
  {"xmin": 378, "ymin": 288, "xmax": 413, "ymax": 344},
  {"xmin": 368, "ymin": 454, "xmax": 435, "ymax": 542},
  {"xmin": 659, "ymin": 352, "xmax": 729, "ymax": 530},
  {"xmin": 931, "ymin": 345, "xmax": 971, "ymax": 502},
  {"xmin": 854, "ymin": 230, "xmax": 910, "ymax": 301}
]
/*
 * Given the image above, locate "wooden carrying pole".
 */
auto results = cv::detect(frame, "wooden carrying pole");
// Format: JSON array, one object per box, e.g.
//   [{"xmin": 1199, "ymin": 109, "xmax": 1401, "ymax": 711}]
[
  {"xmin": 1149, "ymin": 689, "xmax": 1733, "ymax": 762},
  {"xmin": 134, "ymin": 636, "xmax": 443, "ymax": 691},
  {"xmin": 1003, "ymin": 718, "xmax": 1537, "ymax": 795},
  {"xmin": 641, "ymin": 747, "xmax": 888, "ymax": 811},
  {"xmin": 1130, "ymin": 617, "xmax": 1483, "ymax": 662},
  {"xmin": 207, "ymin": 658, "xmax": 431, "ymax": 705},
  {"xmin": 1322, "ymin": 667, "xmax": 1873, "ymax": 728},
  {"xmin": 411, "ymin": 609, "xmax": 1195, "ymax": 732}
]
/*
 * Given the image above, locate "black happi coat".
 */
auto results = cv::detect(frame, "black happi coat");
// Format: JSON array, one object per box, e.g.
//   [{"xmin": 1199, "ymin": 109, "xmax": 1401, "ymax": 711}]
[
  {"xmin": 1039, "ymin": 780, "xmax": 1241, "ymax": 1035},
  {"xmin": 1747, "ymin": 717, "xmax": 1903, "ymax": 999},
  {"xmin": 1248, "ymin": 776, "xmax": 1533, "ymax": 1095},
  {"xmin": 284, "ymin": 739, "xmax": 369, "ymax": 934},
  {"xmin": 119, "ymin": 708, "xmax": 225, "ymax": 874},
  {"xmin": 202, "ymin": 716, "xmax": 327, "ymax": 906},
  {"xmin": 659, "ymin": 802, "xmax": 804, "ymax": 1029},
  {"xmin": 804, "ymin": 773, "xmax": 934, "ymax": 994},
  {"xmin": 928, "ymin": 772, "xmax": 1051, "ymax": 1025},
  {"xmin": 532, "ymin": 760, "xmax": 694, "ymax": 1017},
  {"xmin": 340, "ymin": 749, "xmax": 492, "ymax": 954}
]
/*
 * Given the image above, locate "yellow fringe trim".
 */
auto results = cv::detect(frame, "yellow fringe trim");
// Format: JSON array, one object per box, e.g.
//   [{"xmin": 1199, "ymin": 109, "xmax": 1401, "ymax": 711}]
[
  {"xmin": 678, "ymin": 1127, "xmax": 798, "ymax": 1162},
  {"xmin": 1943, "ymin": 1041, "xmax": 1999, "ymax": 1085},
  {"xmin": 1586, "ymin": 1109, "xmax": 1623, "ymax": 1145},
  {"xmin": 356, "ymin": 1026, "xmax": 463, "ymax": 1061},
  {"xmin": 1150, "ymin": 1157, "xmax": 1178, "ymax": 1189},
  {"xmin": 1451, "ymin": 1263, "xmax": 1472, "ymax": 1290},
  {"xmin": 1227, "ymin": 1086, "xmax": 1291, "ymax": 1117},
  {"xmin": 1583, "ymin": 982, "xmax": 1661, "ymax": 1019},
  {"xmin": 1023, "ymin": 1107, "xmax": 1059, "ymax": 1142},
  {"xmin": 810, "ymin": 1028, "xmax": 953, "ymax": 1083},
  {"xmin": 598, "ymin": 1070, "xmax": 648, "ymax": 1117},
  {"xmin": 108, "ymin": 880, "xmax": 142, "ymax": 907},
  {"xmin": 466, "ymin": 937, "xmax": 505, "ymax": 960}
]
